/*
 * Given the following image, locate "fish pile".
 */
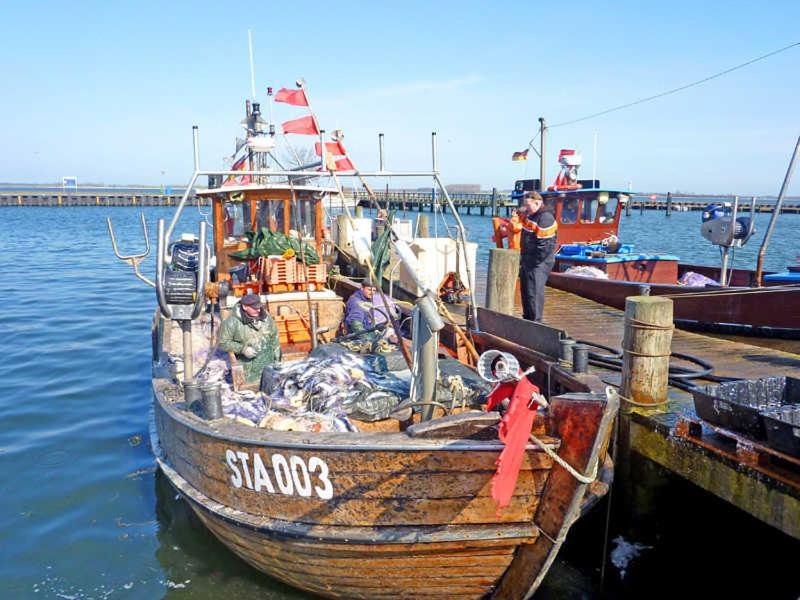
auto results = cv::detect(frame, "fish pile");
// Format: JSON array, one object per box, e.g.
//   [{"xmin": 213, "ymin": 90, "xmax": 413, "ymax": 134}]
[
  {"xmin": 260, "ymin": 351, "xmax": 410, "ymax": 422},
  {"xmin": 195, "ymin": 353, "xmax": 358, "ymax": 432}
]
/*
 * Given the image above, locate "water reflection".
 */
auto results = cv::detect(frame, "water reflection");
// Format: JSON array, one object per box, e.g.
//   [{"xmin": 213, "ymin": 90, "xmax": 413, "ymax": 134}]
[{"xmin": 154, "ymin": 469, "xmax": 308, "ymax": 599}]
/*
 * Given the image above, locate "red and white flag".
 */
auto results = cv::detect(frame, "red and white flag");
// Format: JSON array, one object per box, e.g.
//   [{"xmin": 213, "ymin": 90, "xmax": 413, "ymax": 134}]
[
  {"xmin": 274, "ymin": 87, "xmax": 309, "ymax": 107},
  {"xmin": 282, "ymin": 115, "xmax": 319, "ymax": 136},
  {"xmin": 314, "ymin": 141, "xmax": 347, "ymax": 157}
]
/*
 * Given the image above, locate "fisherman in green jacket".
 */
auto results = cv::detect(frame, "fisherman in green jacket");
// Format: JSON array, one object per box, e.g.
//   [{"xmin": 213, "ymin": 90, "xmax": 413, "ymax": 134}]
[{"xmin": 219, "ymin": 293, "xmax": 281, "ymax": 383}]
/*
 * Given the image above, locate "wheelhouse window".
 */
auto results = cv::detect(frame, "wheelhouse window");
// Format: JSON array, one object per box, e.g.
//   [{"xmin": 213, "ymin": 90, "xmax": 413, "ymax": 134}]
[
  {"xmin": 560, "ymin": 195, "xmax": 578, "ymax": 224},
  {"xmin": 290, "ymin": 196, "xmax": 317, "ymax": 239},
  {"xmin": 580, "ymin": 195, "xmax": 598, "ymax": 223},
  {"xmin": 256, "ymin": 200, "xmax": 286, "ymax": 233},
  {"xmin": 597, "ymin": 192, "xmax": 618, "ymax": 224},
  {"xmin": 223, "ymin": 202, "xmax": 245, "ymax": 239}
]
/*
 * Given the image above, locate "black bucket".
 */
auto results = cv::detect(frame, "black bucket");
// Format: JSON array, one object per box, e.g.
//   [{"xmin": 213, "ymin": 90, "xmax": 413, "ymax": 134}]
[{"xmin": 200, "ymin": 383, "xmax": 223, "ymax": 420}]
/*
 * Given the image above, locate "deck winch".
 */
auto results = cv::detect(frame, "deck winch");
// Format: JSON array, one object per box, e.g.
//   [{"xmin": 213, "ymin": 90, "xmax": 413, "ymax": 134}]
[{"xmin": 699, "ymin": 197, "xmax": 756, "ymax": 286}]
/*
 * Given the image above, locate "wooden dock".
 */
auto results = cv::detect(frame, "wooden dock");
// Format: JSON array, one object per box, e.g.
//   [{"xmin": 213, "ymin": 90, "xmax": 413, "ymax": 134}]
[
  {"xmin": 538, "ymin": 287, "xmax": 800, "ymax": 539},
  {"xmin": 541, "ymin": 287, "xmax": 800, "ymax": 381}
]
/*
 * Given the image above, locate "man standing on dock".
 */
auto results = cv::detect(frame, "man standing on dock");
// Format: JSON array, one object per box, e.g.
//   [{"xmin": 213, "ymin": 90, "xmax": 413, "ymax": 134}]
[{"xmin": 515, "ymin": 191, "xmax": 558, "ymax": 322}]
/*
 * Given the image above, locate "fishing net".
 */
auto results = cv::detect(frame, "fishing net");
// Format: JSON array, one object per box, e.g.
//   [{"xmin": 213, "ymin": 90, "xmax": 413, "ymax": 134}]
[{"xmin": 370, "ymin": 210, "xmax": 395, "ymax": 281}]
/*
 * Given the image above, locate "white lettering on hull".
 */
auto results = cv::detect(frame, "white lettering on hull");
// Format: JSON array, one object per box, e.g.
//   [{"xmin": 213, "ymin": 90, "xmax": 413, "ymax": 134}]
[{"xmin": 225, "ymin": 450, "xmax": 333, "ymax": 500}]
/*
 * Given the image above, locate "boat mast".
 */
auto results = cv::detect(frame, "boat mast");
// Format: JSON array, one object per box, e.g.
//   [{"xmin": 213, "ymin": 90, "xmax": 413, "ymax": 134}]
[{"xmin": 755, "ymin": 134, "xmax": 800, "ymax": 286}]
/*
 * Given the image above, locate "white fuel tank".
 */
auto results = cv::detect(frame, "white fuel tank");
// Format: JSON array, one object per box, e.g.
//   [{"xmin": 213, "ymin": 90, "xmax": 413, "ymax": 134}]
[
  {"xmin": 399, "ymin": 237, "xmax": 477, "ymax": 296},
  {"xmin": 333, "ymin": 216, "xmax": 372, "ymax": 255}
]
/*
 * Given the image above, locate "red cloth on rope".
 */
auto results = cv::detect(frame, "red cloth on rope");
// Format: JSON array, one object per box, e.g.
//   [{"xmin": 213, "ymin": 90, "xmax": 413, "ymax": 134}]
[{"xmin": 485, "ymin": 377, "xmax": 540, "ymax": 511}]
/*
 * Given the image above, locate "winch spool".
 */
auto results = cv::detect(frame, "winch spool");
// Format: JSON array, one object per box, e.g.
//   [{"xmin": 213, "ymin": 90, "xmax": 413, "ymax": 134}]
[
  {"xmin": 170, "ymin": 240, "xmax": 200, "ymax": 271},
  {"xmin": 163, "ymin": 270, "xmax": 197, "ymax": 304}
]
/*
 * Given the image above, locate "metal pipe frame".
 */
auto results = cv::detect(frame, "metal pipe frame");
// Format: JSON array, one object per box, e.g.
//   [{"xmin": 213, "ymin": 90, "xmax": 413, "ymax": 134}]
[
  {"xmin": 155, "ymin": 219, "xmax": 173, "ymax": 319},
  {"xmin": 756, "ymin": 134, "xmax": 800, "ymax": 286},
  {"xmin": 190, "ymin": 220, "xmax": 208, "ymax": 320}
]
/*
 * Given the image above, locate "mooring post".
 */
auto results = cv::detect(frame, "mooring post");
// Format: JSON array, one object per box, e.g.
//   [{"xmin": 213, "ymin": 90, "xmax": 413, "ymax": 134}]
[
  {"xmin": 416, "ymin": 214, "xmax": 429, "ymax": 237},
  {"xmin": 666, "ymin": 191, "xmax": 672, "ymax": 217},
  {"xmin": 485, "ymin": 248, "xmax": 520, "ymax": 315},
  {"xmin": 355, "ymin": 205, "xmax": 363, "ymax": 218},
  {"xmin": 491, "ymin": 187, "xmax": 498, "ymax": 217},
  {"xmin": 625, "ymin": 196, "xmax": 631, "ymax": 216},
  {"xmin": 620, "ymin": 296, "xmax": 673, "ymax": 405}
]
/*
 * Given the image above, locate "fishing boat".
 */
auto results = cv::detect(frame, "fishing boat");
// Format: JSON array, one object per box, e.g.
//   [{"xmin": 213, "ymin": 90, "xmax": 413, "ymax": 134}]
[
  {"xmin": 493, "ymin": 147, "xmax": 800, "ymax": 338},
  {"xmin": 109, "ymin": 83, "xmax": 618, "ymax": 599}
]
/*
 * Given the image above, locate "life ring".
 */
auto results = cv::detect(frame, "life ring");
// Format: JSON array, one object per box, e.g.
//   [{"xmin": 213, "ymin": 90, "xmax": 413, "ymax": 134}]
[{"xmin": 491, "ymin": 216, "xmax": 521, "ymax": 250}]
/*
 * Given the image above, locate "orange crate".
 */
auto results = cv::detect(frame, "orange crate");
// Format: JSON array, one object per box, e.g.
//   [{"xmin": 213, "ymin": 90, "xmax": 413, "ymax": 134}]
[
  {"xmin": 232, "ymin": 281, "xmax": 260, "ymax": 297},
  {"xmin": 295, "ymin": 263, "xmax": 327, "ymax": 291},
  {"xmin": 275, "ymin": 314, "xmax": 310, "ymax": 344},
  {"xmin": 265, "ymin": 257, "xmax": 296, "ymax": 285}
]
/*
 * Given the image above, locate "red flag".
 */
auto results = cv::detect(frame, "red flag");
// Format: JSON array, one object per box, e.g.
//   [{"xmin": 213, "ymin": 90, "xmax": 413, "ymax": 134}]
[
  {"xmin": 274, "ymin": 87, "xmax": 309, "ymax": 107},
  {"xmin": 314, "ymin": 141, "xmax": 346, "ymax": 157},
  {"xmin": 334, "ymin": 157, "xmax": 355, "ymax": 171},
  {"xmin": 282, "ymin": 115, "xmax": 319, "ymax": 135},
  {"xmin": 485, "ymin": 377, "xmax": 541, "ymax": 511}
]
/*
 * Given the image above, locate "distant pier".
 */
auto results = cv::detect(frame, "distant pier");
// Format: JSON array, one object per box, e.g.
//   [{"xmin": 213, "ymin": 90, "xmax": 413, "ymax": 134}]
[
  {"xmin": 2, "ymin": 190, "xmax": 800, "ymax": 214},
  {"xmin": 0, "ymin": 192, "xmax": 206, "ymax": 207}
]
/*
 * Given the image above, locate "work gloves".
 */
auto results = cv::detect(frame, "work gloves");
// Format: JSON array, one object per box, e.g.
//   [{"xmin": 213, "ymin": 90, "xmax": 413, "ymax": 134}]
[{"xmin": 242, "ymin": 346, "xmax": 257, "ymax": 359}]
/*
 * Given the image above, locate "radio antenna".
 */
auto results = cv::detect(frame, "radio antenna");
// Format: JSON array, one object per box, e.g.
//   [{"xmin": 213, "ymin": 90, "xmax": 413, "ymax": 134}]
[{"xmin": 248, "ymin": 30, "xmax": 256, "ymax": 100}]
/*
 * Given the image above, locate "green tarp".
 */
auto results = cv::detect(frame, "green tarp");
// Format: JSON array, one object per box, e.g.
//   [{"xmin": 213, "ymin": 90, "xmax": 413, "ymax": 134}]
[{"xmin": 231, "ymin": 227, "xmax": 320, "ymax": 265}]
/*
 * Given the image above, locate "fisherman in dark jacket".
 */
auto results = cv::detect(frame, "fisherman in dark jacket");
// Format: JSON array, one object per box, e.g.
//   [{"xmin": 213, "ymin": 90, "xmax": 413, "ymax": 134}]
[{"xmin": 514, "ymin": 191, "xmax": 558, "ymax": 321}]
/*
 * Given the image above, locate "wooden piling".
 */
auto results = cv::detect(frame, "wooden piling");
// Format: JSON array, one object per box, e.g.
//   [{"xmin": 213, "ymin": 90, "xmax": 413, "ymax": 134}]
[
  {"xmin": 485, "ymin": 248, "xmax": 520, "ymax": 315},
  {"xmin": 666, "ymin": 191, "xmax": 672, "ymax": 217},
  {"xmin": 625, "ymin": 197, "xmax": 631, "ymax": 216},
  {"xmin": 355, "ymin": 205, "xmax": 363, "ymax": 218},
  {"xmin": 416, "ymin": 214, "xmax": 429, "ymax": 237},
  {"xmin": 620, "ymin": 296, "xmax": 673, "ymax": 405},
  {"xmin": 491, "ymin": 187, "xmax": 498, "ymax": 216}
]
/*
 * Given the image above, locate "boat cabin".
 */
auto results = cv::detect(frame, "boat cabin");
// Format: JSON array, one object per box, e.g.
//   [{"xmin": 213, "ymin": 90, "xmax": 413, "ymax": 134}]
[
  {"xmin": 197, "ymin": 183, "xmax": 333, "ymax": 282},
  {"xmin": 541, "ymin": 188, "xmax": 627, "ymax": 246}
]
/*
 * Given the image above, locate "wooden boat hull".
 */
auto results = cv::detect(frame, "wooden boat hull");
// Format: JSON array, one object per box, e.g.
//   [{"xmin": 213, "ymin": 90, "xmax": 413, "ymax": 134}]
[
  {"xmin": 152, "ymin": 372, "xmax": 615, "ymax": 599},
  {"xmin": 547, "ymin": 267, "xmax": 800, "ymax": 338}
]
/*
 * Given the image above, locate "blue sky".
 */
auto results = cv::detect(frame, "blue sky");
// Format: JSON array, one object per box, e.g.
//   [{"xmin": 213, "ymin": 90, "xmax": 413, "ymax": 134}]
[{"xmin": 1, "ymin": 1, "xmax": 798, "ymax": 195}]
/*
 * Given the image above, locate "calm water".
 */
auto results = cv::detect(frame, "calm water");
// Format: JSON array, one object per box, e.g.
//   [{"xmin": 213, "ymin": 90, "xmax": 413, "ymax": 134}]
[{"xmin": 0, "ymin": 206, "xmax": 798, "ymax": 599}]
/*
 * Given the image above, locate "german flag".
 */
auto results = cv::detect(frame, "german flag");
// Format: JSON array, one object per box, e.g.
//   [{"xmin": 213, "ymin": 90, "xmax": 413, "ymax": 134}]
[{"xmin": 512, "ymin": 149, "xmax": 528, "ymax": 161}]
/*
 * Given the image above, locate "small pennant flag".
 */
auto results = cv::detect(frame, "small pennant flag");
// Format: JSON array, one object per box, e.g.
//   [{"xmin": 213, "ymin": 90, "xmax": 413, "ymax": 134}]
[
  {"xmin": 315, "ymin": 141, "xmax": 347, "ymax": 157},
  {"xmin": 512, "ymin": 149, "xmax": 528, "ymax": 162},
  {"xmin": 282, "ymin": 115, "xmax": 319, "ymax": 136},
  {"xmin": 274, "ymin": 87, "xmax": 309, "ymax": 107}
]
